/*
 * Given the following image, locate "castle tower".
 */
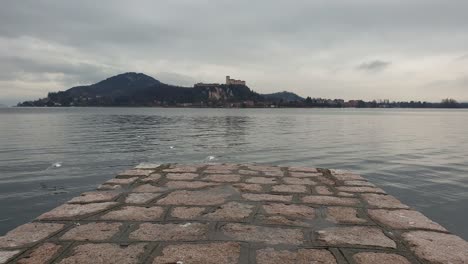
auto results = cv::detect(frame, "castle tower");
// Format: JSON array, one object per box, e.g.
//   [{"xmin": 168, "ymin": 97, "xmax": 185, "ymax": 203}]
[{"xmin": 226, "ymin": 76, "xmax": 230, "ymax": 85}]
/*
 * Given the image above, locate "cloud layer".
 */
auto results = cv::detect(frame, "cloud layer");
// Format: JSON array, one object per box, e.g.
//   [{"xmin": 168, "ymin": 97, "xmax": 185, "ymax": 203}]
[{"xmin": 1, "ymin": 0, "xmax": 468, "ymax": 105}]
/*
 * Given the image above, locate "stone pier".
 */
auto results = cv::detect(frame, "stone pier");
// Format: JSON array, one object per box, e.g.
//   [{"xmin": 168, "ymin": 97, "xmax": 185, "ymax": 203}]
[{"xmin": 1, "ymin": 163, "xmax": 467, "ymax": 264}]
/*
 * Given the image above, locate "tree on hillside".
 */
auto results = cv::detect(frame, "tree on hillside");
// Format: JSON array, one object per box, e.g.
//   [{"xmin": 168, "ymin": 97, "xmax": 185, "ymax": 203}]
[{"xmin": 440, "ymin": 98, "xmax": 460, "ymax": 108}]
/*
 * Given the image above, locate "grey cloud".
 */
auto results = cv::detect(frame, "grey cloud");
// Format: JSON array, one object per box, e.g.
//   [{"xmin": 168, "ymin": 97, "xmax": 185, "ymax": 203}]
[
  {"xmin": 1, "ymin": 0, "xmax": 468, "ymax": 101},
  {"xmin": 0, "ymin": 55, "xmax": 116, "ymax": 85},
  {"xmin": 357, "ymin": 60, "xmax": 391, "ymax": 72}
]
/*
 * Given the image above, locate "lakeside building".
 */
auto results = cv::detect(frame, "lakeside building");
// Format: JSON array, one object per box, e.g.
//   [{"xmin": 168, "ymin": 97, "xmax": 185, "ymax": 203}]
[
  {"xmin": 226, "ymin": 75, "xmax": 246, "ymax": 85},
  {"xmin": 194, "ymin": 75, "xmax": 246, "ymax": 87}
]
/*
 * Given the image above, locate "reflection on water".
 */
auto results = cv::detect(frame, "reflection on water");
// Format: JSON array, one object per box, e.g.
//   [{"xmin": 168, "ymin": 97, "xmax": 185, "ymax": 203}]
[{"xmin": 1, "ymin": 107, "xmax": 468, "ymax": 239}]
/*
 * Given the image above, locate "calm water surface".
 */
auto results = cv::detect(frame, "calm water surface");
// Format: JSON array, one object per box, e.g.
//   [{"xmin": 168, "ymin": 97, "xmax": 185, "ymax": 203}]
[{"xmin": 1, "ymin": 107, "xmax": 467, "ymax": 239}]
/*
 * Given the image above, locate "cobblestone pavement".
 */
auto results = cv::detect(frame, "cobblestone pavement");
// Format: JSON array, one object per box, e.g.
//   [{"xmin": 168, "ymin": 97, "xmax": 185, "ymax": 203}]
[{"xmin": 1, "ymin": 163, "xmax": 467, "ymax": 264}]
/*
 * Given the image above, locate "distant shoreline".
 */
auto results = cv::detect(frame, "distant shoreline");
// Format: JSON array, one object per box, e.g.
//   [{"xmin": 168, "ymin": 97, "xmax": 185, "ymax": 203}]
[{"xmin": 13, "ymin": 105, "xmax": 468, "ymax": 109}]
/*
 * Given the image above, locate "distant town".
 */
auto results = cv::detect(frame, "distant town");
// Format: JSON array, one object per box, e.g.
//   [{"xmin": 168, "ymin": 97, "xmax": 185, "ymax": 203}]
[{"xmin": 17, "ymin": 73, "xmax": 467, "ymax": 108}]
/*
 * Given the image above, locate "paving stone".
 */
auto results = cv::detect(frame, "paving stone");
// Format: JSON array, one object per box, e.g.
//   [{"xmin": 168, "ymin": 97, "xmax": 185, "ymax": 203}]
[
  {"xmin": 317, "ymin": 226, "xmax": 396, "ymax": 248},
  {"xmin": 158, "ymin": 188, "xmax": 232, "ymax": 205},
  {"xmin": 133, "ymin": 184, "xmax": 166, "ymax": 193},
  {"xmin": 153, "ymin": 242, "xmax": 240, "ymax": 264},
  {"xmin": 246, "ymin": 165, "xmax": 282, "ymax": 172},
  {"xmin": 0, "ymin": 250, "xmax": 20, "ymax": 264},
  {"xmin": 283, "ymin": 177, "xmax": 317, "ymax": 185},
  {"xmin": 0, "ymin": 223, "xmax": 64, "ymax": 248},
  {"xmin": 289, "ymin": 172, "xmax": 322, "ymax": 178},
  {"xmin": 37, "ymin": 202, "xmax": 118, "ymax": 220},
  {"xmin": 104, "ymin": 177, "xmax": 138, "ymax": 185},
  {"xmin": 289, "ymin": 167, "xmax": 319, "ymax": 173},
  {"xmin": 101, "ymin": 206, "xmax": 164, "ymax": 221},
  {"xmin": 326, "ymin": 207, "xmax": 366, "ymax": 224},
  {"xmin": 337, "ymin": 192, "xmax": 355, "ymax": 197},
  {"xmin": 256, "ymin": 248, "xmax": 337, "ymax": 264},
  {"xmin": 336, "ymin": 186, "xmax": 386, "ymax": 194},
  {"xmin": 233, "ymin": 183, "xmax": 263, "ymax": 192},
  {"xmin": 204, "ymin": 169, "xmax": 234, "ymax": 174},
  {"xmin": 97, "ymin": 184, "xmax": 122, "ymax": 191},
  {"xmin": 263, "ymin": 203, "xmax": 315, "ymax": 219},
  {"xmin": 59, "ymin": 243, "xmax": 147, "ymax": 264},
  {"xmin": 134, "ymin": 163, "xmax": 160, "ymax": 169},
  {"xmin": 361, "ymin": 194, "xmax": 409, "ymax": 209},
  {"xmin": 238, "ymin": 169, "xmax": 260, "ymax": 176},
  {"xmin": 315, "ymin": 186, "xmax": 333, "ymax": 195},
  {"xmin": 402, "ymin": 231, "xmax": 468, "ymax": 264},
  {"xmin": 164, "ymin": 166, "xmax": 199, "ymax": 173},
  {"xmin": 302, "ymin": 196, "xmax": 359, "ymax": 206},
  {"xmin": 368, "ymin": 209, "xmax": 447, "ymax": 231},
  {"xmin": 206, "ymin": 164, "xmax": 239, "ymax": 170},
  {"xmin": 246, "ymin": 177, "xmax": 277, "ymax": 184},
  {"xmin": 242, "ymin": 193, "xmax": 292, "ymax": 202},
  {"xmin": 6, "ymin": 163, "xmax": 464, "ymax": 264},
  {"xmin": 125, "ymin": 193, "xmax": 161, "ymax": 204},
  {"xmin": 17, "ymin": 243, "xmax": 61, "ymax": 264},
  {"xmin": 259, "ymin": 215, "xmax": 312, "ymax": 227},
  {"xmin": 118, "ymin": 169, "xmax": 154, "ymax": 177},
  {"xmin": 264, "ymin": 171, "xmax": 284, "ymax": 177},
  {"xmin": 67, "ymin": 191, "xmax": 119, "ymax": 204},
  {"xmin": 61, "ymin": 222, "xmax": 122, "ymax": 241},
  {"xmin": 130, "ymin": 223, "xmax": 208, "ymax": 241},
  {"xmin": 165, "ymin": 181, "xmax": 219, "ymax": 189},
  {"xmin": 222, "ymin": 223, "xmax": 304, "ymax": 245},
  {"xmin": 139, "ymin": 174, "xmax": 161, "ymax": 183},
  {"xmin": 332, "ymin": 173, "xmax": 366, "ymax": 181},
  {"xmin": 352, "ymin": 252, "xmax": 411, "ymax": 264},
  {"xmin": 204, "ymin": 202, "xmax": 254, "ymax": 220},
  {"xmin": 166, "ymin": 173, "xmax": 198, "ymax": 180},
  {"xmin": 171, "ymin": 207, "xmax": 206, "ymax": 219},
  {"xmin": 343, "ymin": 180, "xmax": 376, "ymax": 187},
  {"xmin": 272, "ymin": 184, "xmax": 307, "ymax": 193},
  {"xmin": 316, "ymin": 176, "xmax": 336, "ymax": 186},
  {"xmin": 202, "ymin": 174, "xmax": 241, "ymax": 182}
]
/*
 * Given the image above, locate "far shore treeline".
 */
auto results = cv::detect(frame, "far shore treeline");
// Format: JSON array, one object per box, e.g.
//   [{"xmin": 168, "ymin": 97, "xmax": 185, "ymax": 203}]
[{"xmin": 17, "ymin": 72, "xmax": 467, "ymax": 108}]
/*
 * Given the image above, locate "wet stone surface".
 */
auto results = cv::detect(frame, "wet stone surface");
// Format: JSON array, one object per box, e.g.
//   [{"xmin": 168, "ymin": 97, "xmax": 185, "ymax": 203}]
[
  {"xmin": 368, "ymin": 209, "xmax": 447, "ymax": 231},
  {"xmin": 256, "ymin": 248, "xmax": 337, "ymax": 264},
  {"xmin": 16, "ymin": 243, "xmax": 62, "ymax": 264},
  {"xmin": 125, "ymin": 193, "xmax": 161, "ymax": 204},
  {"xmin": 60, "ymin": 222, "xmax": 121, "ymax": 241},
  {"xmin": 130, "ymin": 223, "xmax": 209, "ymax": 241},
  {"xmin": 272, "ymin": 184, "xmax": 307, "ymax": 193},
  {"xmin": 262, "ymin": 203, "xmax": 315, "ymax": 219},
  {"xmin": 37, "ymin": 202, "xmax": 118, "ymax": 220},
  {"xmin": 153, "ymin": 242, "xmax": 240, "ymax": 264},
  {"xmin": 171, "ymin": 206, "xmax": 206, "ymax": 219},
  {"xmin": 67, "ymin": 191, "xmax": 120, "ymax": 204},
  {"xmin": 0, "ymin": 223, "xmax": 64, "ymax": 248},
  {"xmin": 59, "ymin": 243, "xmax": 147, "ymax": 264},
  {"xmin": 352, "ymin": 252, "xmax": 411, "ymax": 264},
  {"xmin": 317, "ymin": 226, "xmax": 397, "ymax": 248},
  {"xmin": 402, "ymin": 231, "xmax": 468, "ymax": 264},
  {"xmin": 221, "ymin": 223, "xmax": 304, "ymax": 245},
  {"xmin": 3, "ymin": 163, "xmax": 467, "ymax": 264},
  {"xmin": 326, "ymin": 207, "xmax": 367, "ymax": 224},
  {"xmin": 203, "ymin": 202, "xmax": 254, "ymax": 220},
  {"xmin": 101, "ymin": 206, "xmax": 164, "ymax": 221},
  {"xmin": 0, "ymin": 251, "xmax": 20, "ymax": 264}
]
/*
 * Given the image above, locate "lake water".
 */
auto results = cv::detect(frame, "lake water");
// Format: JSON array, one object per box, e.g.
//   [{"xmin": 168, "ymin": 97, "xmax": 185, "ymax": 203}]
[{"xmin": 1, "ymin": 107, "xmax": 467, "ymax": 239}]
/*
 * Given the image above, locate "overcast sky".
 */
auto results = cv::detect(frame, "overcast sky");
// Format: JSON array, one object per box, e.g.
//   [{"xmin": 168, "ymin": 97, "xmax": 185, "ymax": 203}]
[{"xmin": 1, "ymin": 0, "xmax": 467, "ymax": 105}]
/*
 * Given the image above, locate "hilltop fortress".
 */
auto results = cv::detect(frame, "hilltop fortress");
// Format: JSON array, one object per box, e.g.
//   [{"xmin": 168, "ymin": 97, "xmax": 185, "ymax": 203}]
[
  {"xmin": 195, "ymin": 76, "xmax": 246, "ymax": 87},
  {"xmin": 225, "ymin": 75, "xmax": 246, "ymax": 85}
]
